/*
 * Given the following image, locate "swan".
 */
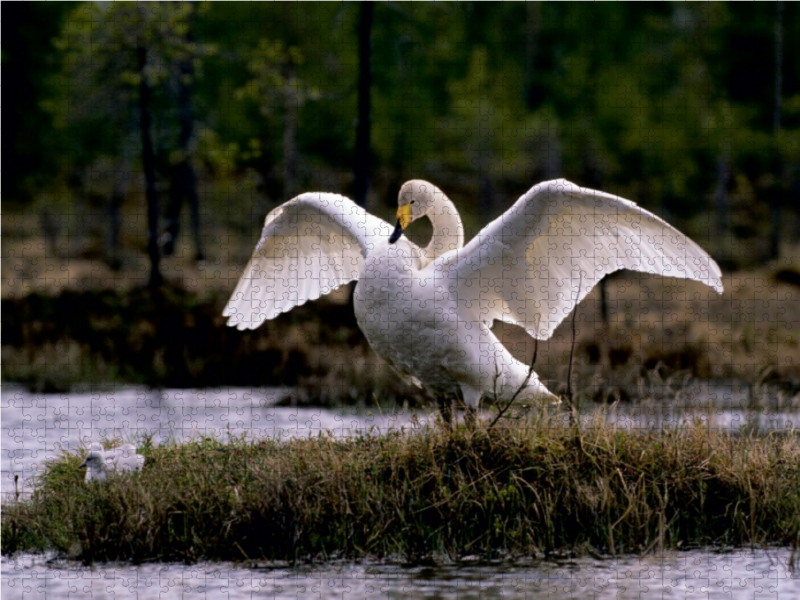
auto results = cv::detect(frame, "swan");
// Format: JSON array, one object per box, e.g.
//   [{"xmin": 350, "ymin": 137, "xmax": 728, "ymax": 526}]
[
  {"xmin": 79, "ymin": 442, "xmax": 145, "ymax": 482},
  {"xmin": 224, "ymin": 179, "xmax": 723, "ymax": 422}
]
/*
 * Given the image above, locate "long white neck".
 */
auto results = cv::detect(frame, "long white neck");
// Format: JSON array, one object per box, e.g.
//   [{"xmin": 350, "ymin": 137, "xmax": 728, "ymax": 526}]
[{"xmin": 424, "ymin": 195, "xmax": 464, "ymax": 263}]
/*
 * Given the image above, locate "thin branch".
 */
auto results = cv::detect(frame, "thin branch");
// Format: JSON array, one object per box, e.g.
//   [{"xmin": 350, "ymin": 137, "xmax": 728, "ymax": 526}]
[
  {"xmin": 488, "ymin": 337, "xmax": 539, "ymax": 430},
  {"xmin": 566, "ymin": 271, "xmax": 582, "ymax": 425}
]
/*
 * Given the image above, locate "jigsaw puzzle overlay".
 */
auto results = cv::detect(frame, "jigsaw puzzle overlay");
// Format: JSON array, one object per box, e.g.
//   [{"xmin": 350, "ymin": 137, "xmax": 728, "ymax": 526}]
[{"xmin": 3, "ymin": 3, "xmax": 800, "ymax": 598}]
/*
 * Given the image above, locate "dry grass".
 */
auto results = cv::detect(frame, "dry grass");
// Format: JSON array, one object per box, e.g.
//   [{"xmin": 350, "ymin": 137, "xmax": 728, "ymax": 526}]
[
  {"xmin": 3, "ymin": 417, "xmax": 799, "ymax": 564},
  {"xmin": 5, "ymin": 215, "xmax": 800, "ymax": 392},
  {"xmin": 4, "ymin": 274, "xmax": 800, "ymax": 400},
  {"xmin": 4, "ymin": 203, "xmax": 800, "ymax": 398},
  {"xmin": 492, "ymin": 267, "xmax": 800, "ymax": 389}
]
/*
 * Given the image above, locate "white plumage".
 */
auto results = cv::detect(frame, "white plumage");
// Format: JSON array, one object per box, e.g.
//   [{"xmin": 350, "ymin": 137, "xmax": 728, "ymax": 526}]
[
  {"xmin": 79, "ymin": 442, "xmax": 145, "ymax": 482},
  {"xmin": 224, "ymin": 179, "xmax": 723, "ymax": 413}
]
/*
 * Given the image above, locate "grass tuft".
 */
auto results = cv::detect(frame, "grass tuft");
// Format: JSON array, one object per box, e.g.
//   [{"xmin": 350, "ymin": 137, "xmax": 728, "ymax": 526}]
[{"xmin": 3, "ymin": 419, "xmax": 799, "ymax": 564}]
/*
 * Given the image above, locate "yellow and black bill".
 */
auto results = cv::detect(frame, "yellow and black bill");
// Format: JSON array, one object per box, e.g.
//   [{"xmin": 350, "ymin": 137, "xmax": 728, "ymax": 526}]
[{"xmin": 389, "ymin": 205, "xmax": 412, "ymax": 244}]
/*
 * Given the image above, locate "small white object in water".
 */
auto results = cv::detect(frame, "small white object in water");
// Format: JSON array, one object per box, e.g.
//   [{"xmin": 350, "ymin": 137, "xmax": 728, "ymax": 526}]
[{"xmin": 79, "ymin": 442, "xmax": 145, "ymax": 482}]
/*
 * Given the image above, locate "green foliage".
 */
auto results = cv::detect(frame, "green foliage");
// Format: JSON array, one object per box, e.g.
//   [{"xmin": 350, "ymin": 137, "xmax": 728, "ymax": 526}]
[
  {"xmin": 42, "ymin": 3, "xmax": 214, "ymax": 176},
  {"xmin": 6, "ymin": 3, "xmax": 800, "ymax": 261}
]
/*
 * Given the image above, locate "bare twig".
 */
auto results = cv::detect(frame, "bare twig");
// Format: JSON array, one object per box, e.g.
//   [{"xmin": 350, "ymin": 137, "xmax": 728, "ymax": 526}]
[
  {"xmin": 488, "ymin": 337, "xmax": 539, "ymax": 430},
  {"xmin": 566, "ymin": 271, "xmax": 582, "ymax": 425}
]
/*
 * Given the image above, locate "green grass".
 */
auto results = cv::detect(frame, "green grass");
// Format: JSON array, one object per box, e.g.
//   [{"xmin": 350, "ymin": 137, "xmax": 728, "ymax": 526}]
[{"xmin": 3, "ymin": 418, "xmax": 800, "ymax": 565}]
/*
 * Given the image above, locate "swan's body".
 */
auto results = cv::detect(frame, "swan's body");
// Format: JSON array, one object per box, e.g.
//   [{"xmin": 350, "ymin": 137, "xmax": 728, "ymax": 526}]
[
  {"xmin": 224, "ymin": 179, "xmax": 723, "ymax": 416},
  {"xmin": 79, "ymin": 442, "xmax": 145, "ymax": 482}
]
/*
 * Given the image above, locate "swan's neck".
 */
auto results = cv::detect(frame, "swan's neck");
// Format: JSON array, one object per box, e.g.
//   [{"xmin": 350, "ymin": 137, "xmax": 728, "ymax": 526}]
[{"xmin": 425, "ymin": 197, "xmax": 464, "ymax": 262}]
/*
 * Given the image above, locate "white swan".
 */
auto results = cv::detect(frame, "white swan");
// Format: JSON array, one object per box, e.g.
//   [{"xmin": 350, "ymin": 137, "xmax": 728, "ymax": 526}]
[
  {"xmin": 224, "ymin": 179, "xmax": 723, "ymax": 420},
  {"xmin": 79, "ymin": 442, "xmax": 145, "ymax": 482}
]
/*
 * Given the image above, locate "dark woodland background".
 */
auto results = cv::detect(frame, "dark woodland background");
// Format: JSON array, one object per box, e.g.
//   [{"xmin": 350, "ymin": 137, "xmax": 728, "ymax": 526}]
[{"xmin": 3, "ymin": 3, "xmax": 799, "ymax": 396}]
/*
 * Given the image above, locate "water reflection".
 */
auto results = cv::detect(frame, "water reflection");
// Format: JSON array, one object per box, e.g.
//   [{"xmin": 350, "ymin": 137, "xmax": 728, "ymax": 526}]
[{"xmin": 3, "ymin": 549, "xmax": 799, "ymax": 599}]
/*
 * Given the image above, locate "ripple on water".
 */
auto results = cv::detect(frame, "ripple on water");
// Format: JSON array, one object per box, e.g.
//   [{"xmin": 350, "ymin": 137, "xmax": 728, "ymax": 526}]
[{"xmin": 3, "ymin": 550, "xmax": 800, "ymax": 599}]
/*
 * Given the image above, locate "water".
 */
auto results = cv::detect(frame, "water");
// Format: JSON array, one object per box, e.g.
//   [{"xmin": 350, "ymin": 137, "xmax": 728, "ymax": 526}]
[
  {"xmin": 3, "ymin": 383, "xmax": 799, "ymax": 598},
  {"xmin": 3, "ymin": 549, "xmax": 799, "ymax": 599},
  {"xmin": 1, "ymin": 385, "xmax": 430, "ymax": 498}
]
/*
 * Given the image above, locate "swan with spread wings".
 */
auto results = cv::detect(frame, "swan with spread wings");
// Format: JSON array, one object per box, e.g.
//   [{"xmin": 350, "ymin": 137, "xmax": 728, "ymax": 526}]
[{"xmin": 224, "ymin": 179, "xmax": 723, "ymax": 422}]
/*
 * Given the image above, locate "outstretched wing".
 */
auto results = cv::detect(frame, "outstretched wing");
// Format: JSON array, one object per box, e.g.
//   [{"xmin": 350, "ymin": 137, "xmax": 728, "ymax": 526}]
[
  {"xmin": 436, "ymin": 179, "xmax": 723, "ymax": 340},
  {"xmin": 224, "ymin": 192, "xmax": 394, "ymax": 329}
]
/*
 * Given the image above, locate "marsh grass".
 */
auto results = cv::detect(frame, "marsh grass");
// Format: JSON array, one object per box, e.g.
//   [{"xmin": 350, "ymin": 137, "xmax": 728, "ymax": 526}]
[
  {"xmin": 3, "ymin": 417, "xmax": 799, "ymax": 565},
  {"xmin": 5, "ymin": 269, "xmax": 800, "ymax": 396}
]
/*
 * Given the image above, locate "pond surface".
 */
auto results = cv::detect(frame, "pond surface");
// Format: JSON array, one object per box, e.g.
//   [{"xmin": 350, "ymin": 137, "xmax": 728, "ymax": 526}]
[
  {"xmin": 3, "ymin": 549, "xmax": 799, "ymax": 599},
  {"xmin": 2, "ymin": 383, "xmax": 799, "ymax": 598}
]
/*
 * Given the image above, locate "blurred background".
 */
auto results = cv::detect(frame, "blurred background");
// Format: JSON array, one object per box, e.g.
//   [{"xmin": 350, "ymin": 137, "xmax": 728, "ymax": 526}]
[{"xmin": 3, "ymin": 2, "xmax": 799, "ymax": 403}]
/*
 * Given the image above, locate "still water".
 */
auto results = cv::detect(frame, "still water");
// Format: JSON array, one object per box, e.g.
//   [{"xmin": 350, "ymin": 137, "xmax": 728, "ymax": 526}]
[
  {"xmin": 3, "ymin": 549, "xmax": 799, "ymax": 599},
  {"xmin": 2, "ymin": 384, "xmax": 799, "ymax": 599}
]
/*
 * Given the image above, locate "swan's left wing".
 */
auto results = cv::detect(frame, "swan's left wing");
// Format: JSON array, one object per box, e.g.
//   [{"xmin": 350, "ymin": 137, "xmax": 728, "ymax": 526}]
[
  {"xmin": 436, "ymin": 179, "xmax": 723, "ymax": 340},
  {"xmin": 224, "ymin": 192, "xmax": 394, "ymax": 329}
]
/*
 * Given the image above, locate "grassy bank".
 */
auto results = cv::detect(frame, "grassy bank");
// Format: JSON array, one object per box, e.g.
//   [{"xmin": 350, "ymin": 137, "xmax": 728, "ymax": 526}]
[
  {"xmin": 4, "ymin": 275, "xmax": 800, "ymax": 400},
  {"xmin": 3, "ymin": 419, "xmax": 799, "ymax": 564},
  {"xmin": 0, "ymin": 284, "xmax": 423, "ymax": 406}
]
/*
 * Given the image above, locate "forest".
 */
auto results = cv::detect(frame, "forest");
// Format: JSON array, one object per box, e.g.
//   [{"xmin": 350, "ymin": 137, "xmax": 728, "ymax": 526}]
[
  {"xmin": 3, "ymin": 2, "xmax": 800, "ymax": 393},
  {"xmin": 6, "ymin": 3, "xmax": 800, "ymax": 270}
]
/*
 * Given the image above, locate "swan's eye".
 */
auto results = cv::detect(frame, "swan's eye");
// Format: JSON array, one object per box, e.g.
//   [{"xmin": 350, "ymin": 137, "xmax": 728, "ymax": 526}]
[{"xmin": 410, "ymin": 200, "xmax": 416, "ymax": 205}]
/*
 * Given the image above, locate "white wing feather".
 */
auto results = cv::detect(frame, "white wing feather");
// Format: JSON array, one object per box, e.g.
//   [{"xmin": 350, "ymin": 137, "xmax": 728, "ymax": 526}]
[
  {"xmin": 223, "ymin": 192, "xmax": 395, "ymax": 329},
  {"xmin": 437, "ymin": 179, "xmax": 723, "ymax": 340},
  {"xmin": 106, "ymin": 443, "xmax": 145, "ymax": 473}
]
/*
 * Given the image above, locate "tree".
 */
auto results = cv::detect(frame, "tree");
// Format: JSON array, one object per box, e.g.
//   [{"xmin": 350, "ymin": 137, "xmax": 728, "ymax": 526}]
[
  {"xmin": 237, "ymin": 40, "xmax": 319, "ymax": 202},
  {"xmin": 2, "ymin": 2, "xmax": 74, "ymax": 203},
  {"xmin": 769, "ymin": 0, "xmax": 784, "ymax": 259},
  {"xmin": 49, "ymin": 3, "xmax": 213, "ymax": 284},
  {"xmin": 353, "ymin": 1, "xmax": 374, "ymax": 208},
  {"xmin": 163, "ymin": 3, "xmax": 205, "ymax": 262}
]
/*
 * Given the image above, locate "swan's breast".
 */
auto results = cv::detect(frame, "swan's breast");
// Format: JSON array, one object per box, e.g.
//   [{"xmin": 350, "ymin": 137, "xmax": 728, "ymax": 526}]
[
  {"xmin": 354, "ymin": 240, "xmax": 466, "ymax": 378},
  {"xmin": 354, "ymin": 241, "xmax": 416, "ymax": 324}
]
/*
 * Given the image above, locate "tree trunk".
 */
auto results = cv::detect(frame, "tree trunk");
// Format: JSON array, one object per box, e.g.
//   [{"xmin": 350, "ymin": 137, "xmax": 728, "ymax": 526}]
[
  {"xmin": 523, "ymin": 2, "xmax": 542, "ymax": 110},
  {"xmin": 138, "ymin": 45, "xmax": 162, "ymax": 288},
  {"xmin": 544, "ymin": 126, "xmax": 562, "ymax": 179},
  {"xmin": 769, "ymin": 0, "xmax": 784, "ymax": 260},
  {"xmin": 165, "ymin": 56, "xmax": 204, "ymax": 261},
  {"xmin": 108, "ymin": 132, "xmax": 136, "ymax": 271},
  {"xmin": 773, "ymin": 1, "xmax": 783, "ymax": 135},
  {"xmin": 107, "ymin": 157, "xmax": 129, "ymax": 271},
  {"xmin": 713, "ymin": 149, "xmax": 731, "ymax": 240},
  {"xmin": 353, "ymin": 1, "xmax": 373, "ymax": 208},
  {"xmin": 479, "ymin": 176, "xmax": 496, "ymax": 223},
  {"xmin": 165, "ymin": 8, "xmax": 204, "ymax": 263},
  {"xmin": 282, "ymin": 76, "xmax": 298, "ymax": 200}
]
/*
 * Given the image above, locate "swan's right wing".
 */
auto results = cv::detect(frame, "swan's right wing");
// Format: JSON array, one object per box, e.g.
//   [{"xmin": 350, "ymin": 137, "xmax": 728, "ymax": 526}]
[
  {"xmin": 437, "ymin": 179, "xmax": 723, "ymax": 340},
  {"xmin": 224, "ymin": 193, "xmax": 394, "ymax": 329}
]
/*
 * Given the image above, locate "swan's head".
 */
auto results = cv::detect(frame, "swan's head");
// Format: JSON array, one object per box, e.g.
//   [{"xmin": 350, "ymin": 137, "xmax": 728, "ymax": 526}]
[
  {"xmin": 79, "ymin": 443, "xmax": 107, "ymax": 480},
  {"xmin": 389, "ymin": 180, "xmax": 441, "ymax": 244}
]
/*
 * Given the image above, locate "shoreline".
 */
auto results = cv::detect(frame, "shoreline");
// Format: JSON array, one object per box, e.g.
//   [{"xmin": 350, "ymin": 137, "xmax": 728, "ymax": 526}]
[{"xmin": 4, "ymin": 282, "xmax": 800, "ymax": 401}]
